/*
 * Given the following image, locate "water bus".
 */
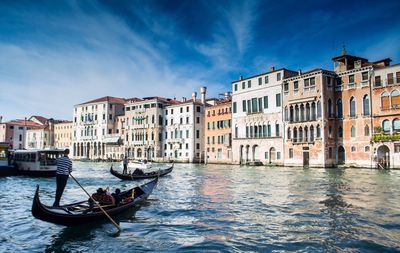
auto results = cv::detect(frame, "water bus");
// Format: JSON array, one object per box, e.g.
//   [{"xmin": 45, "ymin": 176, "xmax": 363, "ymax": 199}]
[
  {"xmin": 0, "ymin": 142, "xmax": 17, "ymax": 176},
  {"xmin": 12, "ymin": 149, "xmax": 65, "ymax": 177}
]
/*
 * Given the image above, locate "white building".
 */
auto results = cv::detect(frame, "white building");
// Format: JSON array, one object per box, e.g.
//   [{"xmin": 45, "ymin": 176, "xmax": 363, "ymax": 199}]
[
  {"xmin": 72, "ymin": 96, "xmax": 125, "ymax": 160},
  {"xmin": 231, "ymin": 68, "xmax": 297, "ymax": 165},
  {"xmin": 0, "ymin": 119, "xmax": 40, "ymax": 150},
  {"xmin": 163, "ymin": 87, "xmax": 211, "ymax": 163}
]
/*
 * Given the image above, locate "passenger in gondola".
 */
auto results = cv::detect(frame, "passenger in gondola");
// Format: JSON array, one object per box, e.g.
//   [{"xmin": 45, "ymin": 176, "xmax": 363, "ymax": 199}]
[
  {"xmin": 90, "ymin": 188, "xmax": 115, "ymax": 208},
  {"xmin": 133, "ymin": 168, "xmax": 144, "ymax": 175},
  {"xmin": 112, "ymin": 188, "xmax": 122, "ymax": 206}
]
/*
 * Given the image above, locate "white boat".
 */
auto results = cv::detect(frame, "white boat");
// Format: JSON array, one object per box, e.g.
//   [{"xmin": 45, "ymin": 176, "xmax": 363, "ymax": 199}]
[
  {"xmin": 122, "ymin": 160, "xmax": 152, "ymax": 170},
  {"xmin": 11, "ymin": 149, "xmax": 65, "ymax": 177},
  {"xmin": 0, "ymin": 142, "xmax": 16, "ymax": 176}
]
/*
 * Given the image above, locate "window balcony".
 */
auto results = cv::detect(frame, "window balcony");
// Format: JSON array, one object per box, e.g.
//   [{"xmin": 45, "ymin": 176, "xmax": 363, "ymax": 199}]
[
  {"xmin": 371, "ymin": 133, "xmax": 400, "ymax": 142},
  {"xmin": 361, "ymin": 80, "xmax": 369, "ymax": 87},
  {"xmin": 347, "ymin": 83, "xmax": 356, "ymax": 89}
]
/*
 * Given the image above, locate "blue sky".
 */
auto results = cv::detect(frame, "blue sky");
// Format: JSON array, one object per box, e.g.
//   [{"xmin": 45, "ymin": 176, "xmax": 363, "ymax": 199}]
[{"xmin": 0, "ymin": 0, "xmax": 399, "ymax": 121}]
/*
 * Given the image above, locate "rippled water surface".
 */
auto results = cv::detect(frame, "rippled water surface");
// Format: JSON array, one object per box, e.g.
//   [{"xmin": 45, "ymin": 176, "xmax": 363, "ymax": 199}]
[{"xmin": 1, "ymin": 162, "xmax": 400, "ymax": 252}]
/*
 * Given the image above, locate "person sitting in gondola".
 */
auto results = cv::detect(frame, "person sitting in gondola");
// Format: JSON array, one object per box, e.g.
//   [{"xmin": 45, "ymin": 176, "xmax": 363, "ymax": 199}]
[
  {"xmin": 112, "ymin": 188, "xmax": 122, "ymax": 206},
  {"xmin": 90, "ymin": 188, "xmax": 115, "ymax": 208},
  {"xmin": 133, "ymin": 168, "xmax": 144, "ymax": 175}
]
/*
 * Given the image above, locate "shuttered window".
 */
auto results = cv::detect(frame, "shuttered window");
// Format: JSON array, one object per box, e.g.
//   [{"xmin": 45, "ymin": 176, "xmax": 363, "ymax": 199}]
[
  {"xmin": 381, "ymin": 92, "xmax": 390, "ymax": 109},
  {"xmin": 391, "ymin": 90, "xmax": 400, "ymax": 108}
]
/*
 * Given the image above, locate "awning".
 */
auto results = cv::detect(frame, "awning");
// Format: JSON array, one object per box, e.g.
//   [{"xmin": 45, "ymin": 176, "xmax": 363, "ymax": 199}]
[{"xmin": 103, "ymin": 136, "xmax": 121, "ymax": 145}]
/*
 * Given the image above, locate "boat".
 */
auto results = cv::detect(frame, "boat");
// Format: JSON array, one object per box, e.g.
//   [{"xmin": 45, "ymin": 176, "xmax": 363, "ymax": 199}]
[
  {"xmin": 11, "ymin": 149, "xmax": 65, "ymax": 177},
  {"xmin": 110, "ymin": 164, "xmax": 173, "ymax": 180},
  {"xmin": 32, "ymin": 177, "xmax": 158, "ymax": 226},
  {"xmin": 0, "ymin": 142, "xmax": 17, "ymax": 176},
  {"xmin": 123, "ymin": 160, "xmax": 153, "ymax": 170}
]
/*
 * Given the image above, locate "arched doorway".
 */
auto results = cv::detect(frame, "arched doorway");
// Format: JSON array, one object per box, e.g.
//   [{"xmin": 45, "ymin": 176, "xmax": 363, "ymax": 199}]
[
  {"xmin": 269, "ymin": 147, "xmax": 276, "ymax": 163},
  {"xmin": 245, "ymin": 145, "xmax": 250, "ymax": 162},
  {"xmin": 239, "ymin": 145, "xmax": 244, "ymax": 164},
  {"xmin": 252, "ymin": 145, "xmax": 259, "ymax": 161},
  {"xmin": 338, "ymin": 146, "xmax": 345, "ymax": 164},
  {"xmin": 137, "ymin": 148, "xmax": 142, "ymax": 158},
  {"xmin": 377, "ymin": 145, "xmax": 390, "ymax": 169},
  {"xmin": 86, "ymin": 143, "xmax": 90, "ymax": 159}
]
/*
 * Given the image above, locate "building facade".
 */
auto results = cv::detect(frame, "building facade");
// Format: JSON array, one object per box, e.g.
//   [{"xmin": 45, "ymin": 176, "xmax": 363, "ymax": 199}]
[
  {"xmin": 54, "ymin": 121, "xmax": 73, "ymax": 150},
  {"xmin": 204, "ymin": 96, "xmax": 232, "ymax": 164},
  {"xmin": 0, "ymin": 119, "xmax": 41, "ymax": 149},
  {"xmin": 72, "ymin": 96, "xmax": 125, "ymax": 160},
  {"xmin": 231, "ymin": 68, "xmax": 297, "ymax": 165}
]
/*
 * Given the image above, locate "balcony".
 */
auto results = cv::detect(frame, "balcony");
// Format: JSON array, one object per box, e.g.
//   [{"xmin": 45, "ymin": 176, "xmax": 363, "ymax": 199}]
[
  {"xmin": 371, "ymin": 133, "xmax": 400, "ymax": 142},
  {"xmin": 347, "ymin": 83, "xmax": 356, "ymax": 89},
  {"xmin": 80, "ymin": 136, "xmax": 97, "ymax": 141},
  {"xmin": 361, "ymin": 80, "xmax": 369, "ymax": 87}
]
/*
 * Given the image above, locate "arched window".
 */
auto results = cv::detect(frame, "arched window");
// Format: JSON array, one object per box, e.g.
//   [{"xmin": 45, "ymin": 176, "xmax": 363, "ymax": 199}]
[
  {"xmin": 311, "ymin": 102, "xmax": 316, "ymax": 120},
  {"xmin": 299, "ymin": 127, "xmax": 303, "ymax": 142},
  {"xmin": 351, "ymin": 126, "xmax": 356, "ymax": 137},
  {"xmin": 349, "ymin": 97, "xmax": 356, "ymax": 117},
  {"xmin": 363, "ymin": 94, "xmax": 370, "ymax": 116},
  {"xmin": 328, "ymin": 99, "xmax": 333, "ymax": 117},
  {"xmin": 295, "ymin": 105, "xmax": 299, "ymax": 122},
  {"xmin": 393, "ymin": 119, "xmax": 400, "ymax": 132},
  {"xmin": 317, "ymin": 101, "xmax": 321, "ymax": 118},
  {"xmin": 382, "ymin": 119, "xmax": 390, "ymax": 132},
  {"xmin": 391, "ymin": 90, "xmax": 400, "ymax": 108},
  {"xmin": 284, "ymin": 107, "xmax": 289, "ymax": 121},
  {"xmin": 336, "ymin": 99, "xmax": 343, "ymax": 118},
  {"xmin": 304, "ymin": 126, "xmax": 309, "ymax": 142},
  {"xmin": 300, "ymin": 104, "xmax": 305, "ymax": 121},
  {"xmin": 381, "ymin": 92, "xmax": 390, "ymax": 109},
  {"xmin": 338, "ymin": 127, "xmax": 343, "ymax": 138},
  {"xmin": 310, "ymin": 125, "xmax": 314, "ymax": 142},
  {"xmin": 317, "ymin": 125, "xmax": 321, "ymax": 138},
  {"xmin": 289, "ymin": 106, "xmax": 294, "ymax": 122},
  {"xmin": 287, "ymin": 127, "xmax": 291, "ymax": 140},
  {"xmin": 262, "ymin": 124, "xmax": 266, "ymax": 137},
  {"xmin": 293, "ymin": 127, "xmax": 298, "ymax": 142},
  {"xmin": 364, "ymin": 125, "xmax": 370, "ymax": 136}
]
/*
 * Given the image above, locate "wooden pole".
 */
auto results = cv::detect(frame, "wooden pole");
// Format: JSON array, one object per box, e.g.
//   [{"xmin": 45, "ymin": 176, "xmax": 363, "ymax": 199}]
[{"xmin": 69, "ymin": 173, "xmax": 121, "ymax": 232}]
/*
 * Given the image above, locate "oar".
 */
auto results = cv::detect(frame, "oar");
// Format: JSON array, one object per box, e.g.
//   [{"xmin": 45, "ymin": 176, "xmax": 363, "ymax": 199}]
[{"xmin": 69, "ymin": 173, "xmax": 122, "ymax": 232}]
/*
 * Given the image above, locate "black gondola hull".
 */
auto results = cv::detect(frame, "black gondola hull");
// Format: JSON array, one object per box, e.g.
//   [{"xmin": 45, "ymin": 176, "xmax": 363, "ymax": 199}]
[
  {"xmin": 110, "ymin": 165, "xmax": 173, "ymax": 180},
  {"xmin": 32, "ymin": 178, "xmax": 158, "ymax": 226}
]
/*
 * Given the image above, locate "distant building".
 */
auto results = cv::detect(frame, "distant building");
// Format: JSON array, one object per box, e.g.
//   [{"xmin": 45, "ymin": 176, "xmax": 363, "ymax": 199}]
[
  {"xmin": 72, "ymin": 96, "xmax": 125, "ymax": 160},
  {"xmin": 204, "ymin": 94, "xmax": 232, "ymax": 164},
  {"xmin": 231, "ymin": 68, "xmax": 297, "ymax": 165},
  {"xmin": 0, "ymin": 119, "xmax": 41, "ymax": 149},
  {"xmin": 54, "ymin": 121, "xmax": 73, "ymax": 150}
]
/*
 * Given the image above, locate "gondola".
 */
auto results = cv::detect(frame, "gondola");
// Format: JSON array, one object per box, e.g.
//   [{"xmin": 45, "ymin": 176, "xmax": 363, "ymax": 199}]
[
  {"xmin": 110, "ymin": 164, "xmax": 173, "ymax": 180},
  {"xmin": 31, "ymin": 177, "xmax": 158, "ymax": 226}
]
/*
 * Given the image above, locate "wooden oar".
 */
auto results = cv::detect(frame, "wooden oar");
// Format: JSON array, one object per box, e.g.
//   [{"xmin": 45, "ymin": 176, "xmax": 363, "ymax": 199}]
[{"xmin": 69, "ymin": 173, "xmax": 121, "ymax": 232}]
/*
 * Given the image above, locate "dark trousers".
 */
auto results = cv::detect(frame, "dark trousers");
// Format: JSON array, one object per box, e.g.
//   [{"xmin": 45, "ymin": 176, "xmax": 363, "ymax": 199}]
[
  {"xmin": 123, "ymin": 164, "xmax": 128, "ymax": 174},
  {"xmin": 53, "ymin": 174, "xmax": 69, "ymax": 207}
]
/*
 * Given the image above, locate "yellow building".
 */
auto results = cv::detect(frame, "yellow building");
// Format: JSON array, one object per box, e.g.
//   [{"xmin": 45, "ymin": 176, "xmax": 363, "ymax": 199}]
[{"xmin": 54, "ymin": 121, "xmax": 73, "ymax": 150}]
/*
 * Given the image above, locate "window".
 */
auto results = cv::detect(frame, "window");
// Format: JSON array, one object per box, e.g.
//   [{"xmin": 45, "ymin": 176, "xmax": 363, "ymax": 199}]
[
  {"xmin": 362, "ymin": 71, "xmax": 368, "ymax": 81},
  {"xmin": 258, "ymin": 98, "xmax": 263, "ymax": 112},
  {"xmin": 196, "ymin": 130, "xmax": 200, "ymax": 139},
  {"xmin": 391, "ymin": 90, "xmax": 400, "ymax": 108},
  {"xmin": 247, "ymin": 100, "xmax": 251, "ymax": 112},
  {"xmin": 277, "ymin": 152, "xmax": 281, "ymax": 160},
  {"xmin": 317, "ymin": 101, "xmax": 321, "ymax": 118},
  {"xmin": 233, "ymin": 102, "xmax": 237, "ymax": 113},
  {"xmin": 381, "ymin": 92, "xmax": 390, "ymax": 109},
  {"xmin": 349, "ymin": 74, "xmax": 355, "ymax": 84},
  {"xmin": 242, "ymin": 82, "xmax": 245, "ymax": 89},
  {"xmin": 263, "ymin": 96, "xmax": 268, "ymax": 109},
  {"xmin": 289, "ymin": 148, "xmax": 293, "ymax": 158},
  {"xmin": 336, "ymin": 99, "xmax": 343, "ymax": 118},
  {"xmin": 242, "ymin": 100, "xmax": 247, "ymax": 112},
  {"xmin": 171, "ymin": 109, "xmax": 174, "ymax": 114},
  {"xmin": 276, "ymin": 124, "xmax": 280, "ymax": 137},
  {"xmin": 317, "ymin": 125, "xmax": 321, "ymax": 138},
  {"xmin": 351, "ymin": 146, "xmax": 356, "ymax": 152},
  {"xmin": 196, "ymin": 117, "xmax": 200, "ymax": 124},
  {"xmin": 350, "ymin": 126, "xmax": 356, "ymax": 137},
  {"xmin": 258, "ymin": 77, "xmax": 262, "ymax": 85},
  {"xmin": 234, "ymin": 84, "xmax": 238, "ymax": 91},
  {"xmin": 252, "ymin": 98, "xmax": 258, "ymax": 113},
  {"xmin": 364, "ymin": 125, "xmax": 370, "ymax": 136},
  {"xmin": 328, "ymin": 99, "xmax": 333, "ymax": 117},
  {"xmin": 277, "ymin": 72, "xmax": 281, "ymax": 81},
  {"xmin": 180, "ymin": 107, "xmax": 183, "ymax": 113},
  {"xmin": 375, "ymin": 76, "xmax": 381, "ymax": 86},
  {"xmin": 284, "ymin": 83, "xmax": 289, "ymax": 92},
  {"xmin": 196, "ymin": 106, "xmax": 201, "ymax": 112},
  {"xmin": 393, "ymin": 119, "xmax": 400, "ymax": 132},
  {"xmin": 382, "ymin": 120, "xmax": 390, "ymax": 132},
  {"xmin": 294, "ymin": 81, "xmax": 299, "ymax": 91},
  {"xmin": 395, "ymin": 144, "xmax": 400, "ymax": 153},
  {"xmin": 349, "ymin": 97, "xmax": 356, "ymax": 117},
  {"xmin": 276, "ymin": 93, "xmax": 281, "ymax": 107},
  {"xmin": 267, "ymin": 124, "xmax": 271, "ymax": 137},
  {"xmin": 304, "ymin": 77, "xmax": 315, "ymax": 91},
  {"xmin": 365, "ymin": 146, "xmax": 370, "ymax": 152},
  {"xmin": 363, "ymin": 95, "xmax": 370, "ymax": 116},
  {"xmin": 329, "ymin": 147, "xmax": 333, "ymax": 159},
  {"xmin": 265, "ymin": 76, "xmax": 269, "ymax": 84},
  {"xmin": 248, "ymin": 80, "xmax": 251, "ymax": 88},
  {"xmin": 338, "ymin": 127, "xmax": 343, "ymax": 138},
  {"xmin": 388, "ymin": 73, "xmax": 394, "ymax": 85}
]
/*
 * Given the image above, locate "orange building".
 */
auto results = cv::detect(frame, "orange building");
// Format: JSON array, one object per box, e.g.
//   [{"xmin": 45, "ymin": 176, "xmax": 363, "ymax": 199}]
[{"xmin": 204, "ymin": 97, "xmax": 232, "ymax": 164}]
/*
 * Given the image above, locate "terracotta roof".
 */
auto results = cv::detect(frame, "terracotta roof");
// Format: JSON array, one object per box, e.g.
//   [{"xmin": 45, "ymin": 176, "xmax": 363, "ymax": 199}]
[
  {"xmin": 125, "ymin": 97, "xmax": 143, "ymax": 103},
  {"xmin": 5, "ymin": 119, "xmax": 41, "ymax": 127},
  {"xmin": 331, "ymin": 54, "xmax": 368, "ymax": 62},
  {"xmin": 77, "ymin": 96, "xmax": 126, "ymax": 106},
  {"xmin": 29, "ymin": 115, "xmax": 48, "ymax": 124}
]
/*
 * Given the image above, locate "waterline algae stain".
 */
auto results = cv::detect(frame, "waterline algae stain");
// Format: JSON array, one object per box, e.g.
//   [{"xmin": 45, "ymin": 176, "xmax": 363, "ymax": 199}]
[{"xmin": 0, "ymin": 162, "xmax": 399, "ymax": 252}]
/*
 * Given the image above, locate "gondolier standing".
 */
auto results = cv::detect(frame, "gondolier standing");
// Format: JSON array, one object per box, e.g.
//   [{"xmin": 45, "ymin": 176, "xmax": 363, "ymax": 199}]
[
  {"xmin": 123, "ymin": 155, "xmax": 128, "ymax": 174},
  {"xmin": 53, "ymin": 149, "xmax": 72, "ymax": 207}
]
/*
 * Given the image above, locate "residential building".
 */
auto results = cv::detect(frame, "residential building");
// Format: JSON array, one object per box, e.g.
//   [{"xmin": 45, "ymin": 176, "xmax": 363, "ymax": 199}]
[
  {"xmin": 72, "ymin": 96, "xmax": 125, "ymax": 160},
  {"xmin": 0, "ymin": 119, "xmax": 41, "ymax": 149},
  {"xmin": 371, "ymin": 62, "xmax": 400, "ymax": 168},
  {"xmin": 25, "ymin": 116, "xmax": 58, "ymax": 149},
  {"xmin": 204, "ymin": 94, "xmax": 232, "ymax": 164},
  {"xmin": 122, "ymin": 96, "xmax": 175, "ymax": 161},
  {"xmin": 54, "ymin": 121, "xmax": 73, "ymax": 150},
  {"xmin": 283, "ymin": 69, "xmax": 337, "ymax": 167},
  {"xmin": 231, "ymin": 68, "xmax": 297, "ymax": 165},
  {"xmin": 163, "ymin": 87, "xmax": 209, "ymax": 163}
]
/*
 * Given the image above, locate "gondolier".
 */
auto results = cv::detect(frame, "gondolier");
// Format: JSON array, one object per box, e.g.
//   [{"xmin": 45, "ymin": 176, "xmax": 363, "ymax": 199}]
[{"xmin": 53, "ymin": 149, "xmax": 72, "ymax": 207}]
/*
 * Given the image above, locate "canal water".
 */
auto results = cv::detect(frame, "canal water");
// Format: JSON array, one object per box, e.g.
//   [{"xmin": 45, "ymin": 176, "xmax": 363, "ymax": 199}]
[{"xmin": 0, "ymin": 162, "xmax": 399, "ymax": 252}]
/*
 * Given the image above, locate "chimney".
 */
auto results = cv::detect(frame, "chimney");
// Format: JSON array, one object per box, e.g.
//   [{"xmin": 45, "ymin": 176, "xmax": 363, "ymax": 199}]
[
  {"xmin": 0, "ymin": 116, "xmax": 2, "ymax": 123},
  {"xmin": 224, "ymin": 92, "xmax": 231, "ymax": 100},
  {"xmin": 298, "ymin": 69, "xmax": 302, "ymax": 75},
  {"xmin": 192, "ymin": 92, "xmax": 197, "ymax": 101},
  {"xmin": 270, "ymin": 66, "xmax": 275, "ymax": 72},
  {"xmin": 239, "ymin": 75, "xmax": 243, "ymax": 80},
  {"xmin": 200, "ymin": 86, "xmax": 207, "ymax": 104},
  {"xmin": 182, "ymin": 97, "xmax": 186, "ymax": 102}
]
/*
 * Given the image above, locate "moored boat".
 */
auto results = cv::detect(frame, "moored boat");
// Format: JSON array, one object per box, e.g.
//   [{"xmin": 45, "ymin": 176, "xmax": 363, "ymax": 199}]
[
  {"xmin": 0, "ymin": 142, "xmax": 17, "ymax": 176},
  {"xmin": 11, "ymin": 149, "xmax": 65, "ymax": 177},
  {"xmin": 123, "ymin": 160, "xmax": 153, "ymax": 170},
  {"xmin": 32, "ymin": 177, "xmax": 158, "ymax": 226},
  {"xmin": 110, "ymin": 164, "xmax": 173, "ymax": 180}
]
